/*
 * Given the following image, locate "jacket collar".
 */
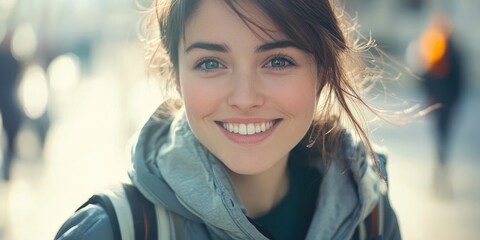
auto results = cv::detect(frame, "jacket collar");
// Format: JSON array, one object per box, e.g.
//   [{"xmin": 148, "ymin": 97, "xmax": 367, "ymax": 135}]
[{"xmin": 129, "ymin": 112, "xmax": 385, "ymax": 240}]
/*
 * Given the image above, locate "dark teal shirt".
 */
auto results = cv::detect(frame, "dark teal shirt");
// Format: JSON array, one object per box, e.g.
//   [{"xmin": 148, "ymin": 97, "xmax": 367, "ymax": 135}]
[{"xmin": 254, "ymin": 155, "xmax": 321, "ymax": 240}]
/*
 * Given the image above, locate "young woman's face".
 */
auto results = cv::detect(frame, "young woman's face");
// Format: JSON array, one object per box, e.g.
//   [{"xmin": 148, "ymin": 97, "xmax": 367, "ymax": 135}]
[{"xmin": 177, "ymin": 0, "xmax": 320, "ymax": 175}]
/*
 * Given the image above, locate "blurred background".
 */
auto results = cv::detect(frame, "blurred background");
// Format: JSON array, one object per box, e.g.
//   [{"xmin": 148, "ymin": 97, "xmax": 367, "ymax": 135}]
[{"xmin": 0, "ymin": 0, "xmax": 478, "ymax": 239}]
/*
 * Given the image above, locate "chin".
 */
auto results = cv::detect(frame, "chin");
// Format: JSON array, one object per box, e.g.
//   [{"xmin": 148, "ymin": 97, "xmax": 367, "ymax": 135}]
[{"xmin": 219, "ymin": 153, "xmax": 283, "ymax": 176}]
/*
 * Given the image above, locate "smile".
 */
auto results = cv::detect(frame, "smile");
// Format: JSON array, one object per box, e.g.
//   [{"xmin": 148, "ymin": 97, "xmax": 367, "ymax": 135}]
[{"xmin": 220, "ymin": 120, "xmax": 277, "ymax": 135}]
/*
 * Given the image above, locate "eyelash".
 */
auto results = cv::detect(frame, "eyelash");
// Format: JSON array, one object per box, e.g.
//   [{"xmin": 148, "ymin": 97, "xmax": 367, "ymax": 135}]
[
  {"xmin": 194, "ymin": 57, "xmax": 225, "ymax": 72},
  {"xmin": 263, "ymin": 54, "xmax": 296, "ymax": 70},
  {"xmin": 193, "ymin": 54, "xmax": 296, "ymax": 72}
]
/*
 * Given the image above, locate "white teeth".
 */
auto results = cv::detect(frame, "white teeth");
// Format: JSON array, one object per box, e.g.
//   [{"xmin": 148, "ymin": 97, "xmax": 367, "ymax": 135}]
[
  {"xmin": 247, "ymin": 124, "xmax": 255, "ymax": 135},
  {"xmin": 239, "ymin": 124, "xmax": 247, "ymax": 135},
  {"xmin": 222, "ymin": 120, "xmax": 276, "ymax": 135}
]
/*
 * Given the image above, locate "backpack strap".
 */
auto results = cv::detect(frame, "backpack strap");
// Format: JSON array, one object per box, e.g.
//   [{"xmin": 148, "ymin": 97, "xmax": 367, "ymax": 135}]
[
  {"xmin": 369, "ymin": 196, "xmax": 384, "ymax": 239},
  {"xmin": 155, "ymin": 202, "xmax": 173, "ymax": 240},
  {"xmin": 355, "ymin": 196, "xmax": 384, "ymax": 240},
  {"xmin": 77, "ymin": 188, "xmax": 124, "ymax": 240},
  {"xmin": 370, "ymin": 197, "xmax": 385, "ymax": 240},
  {"xmin": 77, "ymin": 183, "xmax": 170, "ymax": 240},
  {"xmin": 123, "ymin": 183, "xmax": 158, "ymax": 240}
]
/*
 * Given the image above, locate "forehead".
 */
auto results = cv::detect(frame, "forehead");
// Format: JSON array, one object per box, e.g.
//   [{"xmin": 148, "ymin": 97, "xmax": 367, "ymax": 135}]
[{"xmin": 184, "ymin": 0, "xmax": 287, "ymax": 44}]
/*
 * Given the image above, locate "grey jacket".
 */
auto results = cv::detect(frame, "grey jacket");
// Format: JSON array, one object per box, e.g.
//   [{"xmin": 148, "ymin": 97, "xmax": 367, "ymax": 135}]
[{"xmin": 55, "ymin": 112, "xmax": 401, "ymax": 240}]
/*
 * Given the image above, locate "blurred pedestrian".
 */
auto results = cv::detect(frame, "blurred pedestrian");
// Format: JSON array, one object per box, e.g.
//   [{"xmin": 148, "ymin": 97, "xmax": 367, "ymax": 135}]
[
  {"xmin": 418, "ymin": 13, "xmax": 465, "ymax": 197},
  {"xmin": 55, "ymin": 0, "xmax": 401, "ymax": 239},
  {"xmin": 0, "ymin": 32, "xmax": 22, "ymax": 181},
  {"xmin": 403, "ymin": 0, "xmax": 425, "ymax": 11}
]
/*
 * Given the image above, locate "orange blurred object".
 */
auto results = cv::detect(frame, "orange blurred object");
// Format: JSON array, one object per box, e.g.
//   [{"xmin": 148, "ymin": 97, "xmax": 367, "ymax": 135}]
[
  {"xmin": 420, "ymin": 28, "xmax": 447, "ymax": 68},
  {"xmin": 418, "ymin": 13, "xmax": 455, "ymax": 78}
]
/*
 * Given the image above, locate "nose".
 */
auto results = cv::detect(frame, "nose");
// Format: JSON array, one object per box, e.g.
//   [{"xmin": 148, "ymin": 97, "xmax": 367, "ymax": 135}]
[{"xmin": 227, "ymin": 71, "xmax": 265, "ymax": 111}]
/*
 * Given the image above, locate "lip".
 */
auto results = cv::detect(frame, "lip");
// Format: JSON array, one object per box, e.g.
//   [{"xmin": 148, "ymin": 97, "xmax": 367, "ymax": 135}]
[
  {"xmin": 215, "ymin": 119, "xmax": 281, "ymax": 145},
  {"xmin": 217, "ymin": 118, "xmax": 276, "ymax": 124}
]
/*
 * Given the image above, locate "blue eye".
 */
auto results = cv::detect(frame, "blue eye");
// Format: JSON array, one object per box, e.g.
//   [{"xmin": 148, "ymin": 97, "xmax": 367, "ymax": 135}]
[
  {"xmin": 195, "ymin": 59, "xmax": 225, "ymax": 71},
  {"xmin": 264, "ymin": 56, "xmax": 295, "ymax": 69}
]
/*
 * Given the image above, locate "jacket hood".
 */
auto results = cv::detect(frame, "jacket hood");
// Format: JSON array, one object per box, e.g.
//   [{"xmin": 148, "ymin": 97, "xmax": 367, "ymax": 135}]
[{"xmin": 129, "ymin": 112, "xmax": 386, "ymax": 240}]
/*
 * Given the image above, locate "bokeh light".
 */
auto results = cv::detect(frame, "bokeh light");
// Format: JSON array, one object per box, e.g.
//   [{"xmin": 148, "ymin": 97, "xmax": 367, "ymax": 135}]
[
  {"xmin": 17, "ymin": 65, "xmax": 49, "ymax": 119},
  {"xmin": 0, "ymin": 0, "xmax": 17, "ymax": 20},
  {"xmin": 47, "ymin": 53, "xmax": 81, "ymax": 94},
  {"xmin": 11, "ymin": 23, "xmax": 37, "ymax": 61},
  {"xmin": 0, "ymin": 23, "xmax": 6, "ymax": 43}
]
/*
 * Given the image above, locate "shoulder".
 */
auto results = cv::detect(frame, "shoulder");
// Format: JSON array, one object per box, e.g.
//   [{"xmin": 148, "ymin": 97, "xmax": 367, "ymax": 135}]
[
  {"xmin": 339, "ymin": 133, "xmax": 389, "ymax": 181},
  {"xmin": 55, "ymin": 204, "xmax": 114, "ymax": 240}
]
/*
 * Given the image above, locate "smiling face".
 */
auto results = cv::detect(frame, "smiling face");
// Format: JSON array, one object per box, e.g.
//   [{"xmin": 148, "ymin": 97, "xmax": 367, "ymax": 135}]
[{"xmin": 177, "ymin": 0, "xmax": 320, "ymax": 175}]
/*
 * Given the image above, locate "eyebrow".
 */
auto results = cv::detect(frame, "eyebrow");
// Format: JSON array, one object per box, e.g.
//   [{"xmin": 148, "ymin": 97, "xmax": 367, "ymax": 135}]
[
  {"xmin": 256, "ymin": 40, "xmax": 297, "ymax": 52},
  {"xmin": 185, "ymin": 42, "xmax": 229, "ymax": 53},
  {"xmin": 184, "ymin": 40, "xmax": 297, "ymax": 53}
]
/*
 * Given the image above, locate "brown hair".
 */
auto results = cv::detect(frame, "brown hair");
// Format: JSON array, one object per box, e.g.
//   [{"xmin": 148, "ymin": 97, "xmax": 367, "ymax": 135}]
[{"xmin": 141, "ymin": 0, "xmax": 384, "ymax": 173}]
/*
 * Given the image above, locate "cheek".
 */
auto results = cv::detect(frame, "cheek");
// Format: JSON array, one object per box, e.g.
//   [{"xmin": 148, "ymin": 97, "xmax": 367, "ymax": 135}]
[
  {"xmin": 290, "ymin": 91, "xmax": 317, "ymax": 118},
  {"xmin": 275, "ymin": 64, "xmax": 320, "ymax": 115},
  {"xmin": 179, "ymin": 75, "xmax": 220, "ymax": 118},
  {"xmin": 277, "ymin": 79, "xmax": 318, "ymax": 116}
]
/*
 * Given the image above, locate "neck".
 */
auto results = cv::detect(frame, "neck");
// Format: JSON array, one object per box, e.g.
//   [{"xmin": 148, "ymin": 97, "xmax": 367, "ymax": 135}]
[{"xmin": 228, "ymin": 155, "xmax": 290, "ymax": 218}]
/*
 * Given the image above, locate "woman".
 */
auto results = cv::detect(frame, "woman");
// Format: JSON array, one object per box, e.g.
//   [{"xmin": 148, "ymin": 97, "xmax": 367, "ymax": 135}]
[{"xmin": 56, "ymin": 0, "xmax": 401, "ymax": 239}]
